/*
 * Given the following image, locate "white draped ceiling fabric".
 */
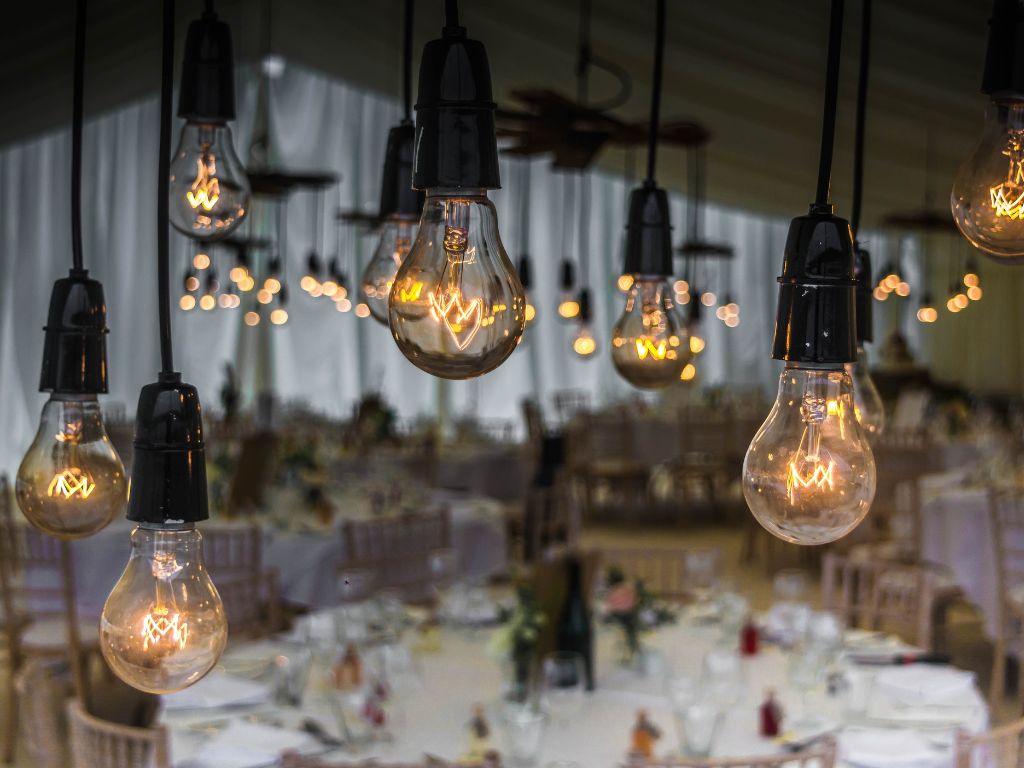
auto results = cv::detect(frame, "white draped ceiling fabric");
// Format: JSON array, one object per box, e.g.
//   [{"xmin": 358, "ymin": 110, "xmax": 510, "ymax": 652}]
[{"xmin": 2, "ymin": 62, "xmax": 1024, "ymax": 472}]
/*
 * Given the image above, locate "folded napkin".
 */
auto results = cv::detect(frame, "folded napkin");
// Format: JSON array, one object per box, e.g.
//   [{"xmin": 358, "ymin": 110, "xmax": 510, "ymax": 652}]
[
  {"xmin": 875, "ymin": 666, "xmax": 975, "ymax": 706},
  {"xmin": 841, "ymin": 728, "xmax": 945, "ymax": 768},
  {"xmin": 162, "ymin": 672, "xmax": 270, "ymax": 711},
  {"xmin": 175, "ymin": 719, "xmax": 317, "ymax": 768}
]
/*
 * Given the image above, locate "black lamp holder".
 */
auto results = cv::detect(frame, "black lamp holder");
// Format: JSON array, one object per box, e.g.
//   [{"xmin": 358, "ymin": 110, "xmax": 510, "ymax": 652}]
[
  {"xmin": 770, "ymin": 0, "xmax": 857, "ymax": 366},
  {"xmin": 379, "ymin": 0, "xmax": 426, "ymax": 219},
  {"xmin": 850, "ymin": 0, "xmax": 873, "ymax": 347},
  {"xmin": 518, "ymin": 254, "xmax": 534, "ymax": 290},
  {"xmin": 177, "ymin": 0, "xmax": 237, "ymax": 123},
  {"xmin": 128, "ymin": 0, "xmax": 208, "ymax": 527},
  {"xmin": 982, "ymin": 0, "xmax": 1024, "ymax": 100},
  {"xmin": 412, "ymin": 0, "xmax": 500, "ymax": 190},
  {"xmin": 39, "ymin": 0, "xmax": 110, "ymax": 396},
  {"xmin": 621, "ymin": 0, "xmax": 673, "ymax": 279}
]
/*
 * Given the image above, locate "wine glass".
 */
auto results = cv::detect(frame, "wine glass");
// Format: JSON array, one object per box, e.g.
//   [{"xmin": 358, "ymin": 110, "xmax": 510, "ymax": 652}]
[
  {"xmin": 787, "ymin": 647, "xmax": 826, "ymax": 728},
  {"xmin": 540, "ymin": 652, "xmax": 586, "ymax": 727},
  {"xmin": 684, "ymin": 548, "xmax": 721, "ymax": 604}
]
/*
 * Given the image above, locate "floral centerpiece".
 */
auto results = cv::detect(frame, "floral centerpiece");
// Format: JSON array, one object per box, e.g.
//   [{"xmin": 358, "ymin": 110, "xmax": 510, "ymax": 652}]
[
  {"xmin": 601, "ymin": 566, "xmax": 676, "ymax": 667},
  {"xmin": 487, "ymin": 585, "xmax": 546, "ymax": 703}
]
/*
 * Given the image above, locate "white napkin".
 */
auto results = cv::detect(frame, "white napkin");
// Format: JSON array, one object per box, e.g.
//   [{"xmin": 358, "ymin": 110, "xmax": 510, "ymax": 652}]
[
  {"xmin": 841, "ymin": 728, "xmax": 945, "ymax": 768},
  {"xmin": 875, "ymin": 666, "xmax": 975, "ymax": 706},
  {"xmin": 162, "ymin": 672, "xmax": 270, "ymax": 711},
  {"xmin": 176, "ymin": 719, "xmax": 317, "ymax": 768}
]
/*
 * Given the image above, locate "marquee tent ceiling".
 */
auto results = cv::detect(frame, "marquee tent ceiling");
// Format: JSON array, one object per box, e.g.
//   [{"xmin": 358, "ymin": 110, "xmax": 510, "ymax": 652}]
[{"xmin": 0, "ymin": 0, "xmax": 990, "ymax": 227}]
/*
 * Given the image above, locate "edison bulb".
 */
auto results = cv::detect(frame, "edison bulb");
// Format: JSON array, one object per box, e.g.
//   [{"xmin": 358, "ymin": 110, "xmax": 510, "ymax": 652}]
[
  {"xmin": 16, "ymin": 394, "xmax": 126, "ymax": 539},
  {"xmin": 573, "ymin": 325, "xmax": 597, "ymax": 357},
  {"xmin": 362, "ymin": 216, "xmax": 416, "ymax": 325},
  {"xmin": 100, "ymin": 525, "xmax": 226, "ymax": 694},
  {"xmin": 743, "ymin": 366, "xmax": 876, "ymax": 545},
  {"xmin": 169, "ymin": 123, "xmax": 249, "ymax": 239},
  {"xmin": 846, "ymin": 347, "xmax": 885, "ymax": 438},
  {"xmin": 558, "ymin": 295, "xmax": 581, "ymax": 319},
  {"xmin": 952, "ymin": 102, "xmax": 1024, "ymax": 260},
  {"xmin": 611, "ymin": 278, "xmax": 688, "ymax": 389},
  {"xmin": 389, "ymin": 190, "xmax": 525, "ymax": 379}
]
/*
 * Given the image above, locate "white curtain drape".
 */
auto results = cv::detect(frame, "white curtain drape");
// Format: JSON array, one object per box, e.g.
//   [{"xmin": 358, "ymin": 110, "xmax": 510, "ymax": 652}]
[{"xmin": 3, "ymin": 61, "xmax": 1023, "ymax": 473}]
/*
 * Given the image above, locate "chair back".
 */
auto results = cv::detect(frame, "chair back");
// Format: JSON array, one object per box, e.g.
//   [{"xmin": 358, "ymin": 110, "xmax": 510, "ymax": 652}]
[
  {"xmin": 954, "ymin": 717, "xmax": 1024, "ymax": 768},
  {"xmin": 630, "ymin": 736, "xmax": 836, "ymax": 768},
  {"xmin": 343, "ymin": 507, "xmax": 451, "ymax": 601},
  {"xmin": 990, "ymin": 489, "xmax": 1024, "ymax": 637},
  {"xmin": 821, "ymin": 552, "xmax": 934, "ymax": 649},
  {"xmin": 553, "ymin": 389, "xmax": 591, "ymax": 425},
  {"xmin": 16, "ymin": 659, "xmax": 66, "ymax": 768},
  {"xmin": 593, "ymin": 546, "xmax": 722, "ymax": 601},
  {"xmin": 0, "ymin": 508, "xmax": 74, "ymax": 621},
  {"xmin": 201, "ymin": 524, "xmax": 262, "ymax": 580},
  {"xmin": 67, "ymin": 699, "xmax": 170, "ymax": 768},
  {"xmin": 200, "ymin": 524, "xmax": 279, "ymax": 637}
]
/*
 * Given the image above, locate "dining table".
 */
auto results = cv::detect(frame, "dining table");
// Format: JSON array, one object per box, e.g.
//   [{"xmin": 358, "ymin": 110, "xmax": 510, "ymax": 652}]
[{"xmin": 160, "ymin": 601, "xmax": 988, "ymax": 768}]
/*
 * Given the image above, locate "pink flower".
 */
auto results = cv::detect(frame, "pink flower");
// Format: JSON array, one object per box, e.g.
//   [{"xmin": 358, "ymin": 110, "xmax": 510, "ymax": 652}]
[{"xmin": 607, "ymin": 584, "xmax": 637, "ymax": 613}]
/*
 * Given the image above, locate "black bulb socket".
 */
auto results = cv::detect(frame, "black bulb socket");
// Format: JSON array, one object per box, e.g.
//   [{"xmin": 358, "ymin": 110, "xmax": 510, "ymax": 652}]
[
  {"xmin": 413, "ymin": 23, "xmax": 500, "ymax": 190},
  {"xmin": 380, "ymin": 121, "xmax": 425, "ymax": 218},
  {"xmin": 559, "ymin": 259, "xmax": 576, "ymax": 291},
  {"xmin": 622, "ymin": 182, "xmax": 673, "ymax": 277},
  {"xmin": 982, "ymin": 0, "xmax": 1024, "ymax": 100},
  {"xmin": 771, "ymin": 204, "xmax": 857, "ymax": 364},
  {"xmin": 578, "ymin": 288, "xmax": 593, "ymax": 322},
  {"xmin": 518, "ymin": 254, "xmax": 534, "ymax": 290},
  {"xmin": 127, "ymin": 372, "xmax": 209, "ymax": 525},
  {"xmin": 854, "ymin": 243, "xmax": 873, "ymax": 345},
  {"xmin": 177, "ymin": 8, "xmax": 236, "ymax": 123},
  {"xmin": 39, "ymin": 269, "xmax": 109, "ymax": 394}
]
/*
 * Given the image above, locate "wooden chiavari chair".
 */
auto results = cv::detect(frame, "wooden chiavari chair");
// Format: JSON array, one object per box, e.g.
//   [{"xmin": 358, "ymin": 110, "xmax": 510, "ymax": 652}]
[
  {"xmin": 954, "ymin": 717, "xmax": 1024, "ymax": 768},
  {"xmin": 592, "ymin": 545, "xmax": 723, "ymax": 602},
  {"xmin": 200, "ymin": 523, "xmax": 281, "ymax": 638},
  {"xmin": 629, "ymin": 736, "xmax": 836, "ymax": 768},
  {"xmin": 988, "ymin": 489, "xmax": 1024, "ymax": 705},
  {"xmin": 67, "ymin": 699, "xmax": 170, "ymax": 768},
  {"xmin": 15, "ymin": 659, "xmax": 66, "ymax": 768},
  {"xmin": 553, "ymin": 388, "xmax": 591, "ymax": 426},
  {"xmin": 569, "ymin": 411, "xmax": 650, "ymax": 524},
  {"xmin": 821, "ymin": 552, "xmax": 937, "ymax": 650}
]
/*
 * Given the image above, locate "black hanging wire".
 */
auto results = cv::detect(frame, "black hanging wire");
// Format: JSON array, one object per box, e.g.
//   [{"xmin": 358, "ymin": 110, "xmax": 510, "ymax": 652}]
[
  {"xmin": 814, "ymin": 0, "xmax": 845, "ymax": 207},
  {"xmin": 576, "ymin": 0, "xmax": 591, "ymax": 104},
  {"xmin": 561, "ymin": 175, "xmax": 576, "ymax": 263},
  {"xmin": 644, "ymin": 0, "xmax": 667, "ymax": 184},
  {"xmin": 578, "ymin": 174, "xmax": 591, "ymax": 285},
  {"xmin": 850, "ymin": 0, "xmax": 871, "ymax": 238},
  {"xmin": 71, "ymin": 0, "xmax": 86, "ymax": 272},
  {"xmin": 403, "ymin": 0, "xmax": 414, "ymax": 120},
  {"xmin": 158, "ymin": 0, "xmax": 175, "ymax": 374},
  {"xmin": 519, "ymin": 161, "xmax": 532, "ymax": 255}
]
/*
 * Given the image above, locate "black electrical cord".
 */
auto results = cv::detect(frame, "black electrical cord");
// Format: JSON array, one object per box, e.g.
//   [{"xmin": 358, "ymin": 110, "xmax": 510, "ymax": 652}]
[
  {"xmin": 158, "ymin": 0, "xmax": 175, "ymax": 374},
  {"xmin": 578, "ymin": 173, "xmax": 590, "ymax": 284},
  {"xmin": 577, "ymin": 0, "xmax": 591, "ymax": 104},
  {"xmin": 519, "ymin": 161, "xmax": 531, "ymax": 253},
  {"xmin": 815, "ymin": 0, "xmax": 845, "ymax": 207},
  {"xmin": 403, "ymin": 0, "xmax": 414, "ymax": 120},
  {"xmin": 445, "ymin": 0, "xmax": 459, "ymax": 29},
  {"xmin": 71, "ymin": 0, "xmax": 86, "ymax": 273},
  {"xmin": 850, "ymin": 0, "xmax": 871, "ymax": 237},
  {"xmin": 645, "ymin": 0, "xmax": 666, "ymax": 184}
]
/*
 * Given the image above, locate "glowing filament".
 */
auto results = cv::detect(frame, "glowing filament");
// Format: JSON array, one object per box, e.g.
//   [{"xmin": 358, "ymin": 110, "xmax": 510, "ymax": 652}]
[
  {"xmin": 990, "ymin": 145, "xmax": 1024, "ymax": 219},
  {"xmin": 186, "ymin": 155, "xmax": 220, "ymax": 211},
  {"xmin": 429, "ymin": 290, "xmax": 483, "ymax": 350},
  {"xmin": 141, "ymin": 607, "xmax": 189, "ymax": 651},
  {"xmin": 398, "ymin": 282, "xmax": 424, "ymax": 303},
  {"xmin": 787, "ymin": 458, "xmax": 836, "ymax": 503},
  {"xmin": 634, "ymin": 338, "xmax": 668, "ymax": 361},
  {"xmin": 47, "ymin": 469, "xmax": 95, "ymax": 500}
]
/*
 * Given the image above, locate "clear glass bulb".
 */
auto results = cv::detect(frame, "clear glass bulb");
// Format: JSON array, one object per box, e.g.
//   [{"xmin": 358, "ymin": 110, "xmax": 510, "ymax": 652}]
[
  {"xmin": 16, "ymin": 394, "xmax": 126, "ymax": 539},
  {"xmin": 169, "ymin": 123, "xmax": 250, "ymax": 239},
  {"xmin": 361, "ymin": 215, "xmax": 416, "ymax": 325},
  {"xmin": 572, "ymin": 324, "xmax": 597, "ymax": 357},
  {"xmin": 952, "ymin": 101, "xmax": 1024, "ymax": 260},
  {"xmin": 846, "ymin": 347, "xmax": 885, "ymax": 439},
  {"xmin": 611, "ymin": 277, "xmax": 688, "ymax": 389},
  {"xmin": 100, "ymin": 525, "xmax": 227, "ymax": 694},
  {"xmin": 389, "ymin": 189, "xmax": 526, "ymax": 379},
  {"xmin": 743, "ymin": 365, "xmax": 876, "ymax": 545}
]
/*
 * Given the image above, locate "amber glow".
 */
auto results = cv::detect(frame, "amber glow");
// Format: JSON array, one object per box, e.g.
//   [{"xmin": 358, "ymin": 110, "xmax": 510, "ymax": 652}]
[
  {"xmin": 873, "ymin": 287, "xmax": 888, "ymax": 301},
  {"xmin": 336, "ymin": 298, "xmax": 352, "ymax": 313},
  {"xmin": 964, "ymin": 272, "xmax": 980, "ymax": 288},
  {"xmin": 270, "ymin": 308, "xmax": 288, "ymax": 325},
  {"xmin": 199, "ymin": 295, "xmax": 215, "ymax": 311},
  {"xmin": 192, "ymin": 252, "xmax": 210, "ymax": 270},
  {"xmin": 244, "ymin": 311, "xmax": 260, "ymax": 326},
  {"xmin": 558, "ymin": 300, "xmax": 581, "ymax": 319},
  {"xmin": 573, "ymin": 328, "xmax": 597, "ymax": 357},
  {"xmin": 701, "ymin": 292, "xmax": 717, "ymax": 307},
  {"xmin": 141, "ymin": 607, "xmax": 189, "ymax": 652},
  {"xmin": 429, "ymin": 289, "xmax": 483, "ymax": 349},
  {"xmin": 186, "ymin": 154, "xmax": 221, "ymax": 211},
  {"xmin": 954, "ymin": 292, "xmax": 969, "ymax": 309},
  {"xmin": 917, "ymin": 306, "xmax": 938, "ymax": 323},
  {"xmin": 257, "ymin": 289, "xmax": 273, "ymax": 304},
  {"xmin": 524, "ymin": 303, "xmax": 536, "ymax": 322},
  {"xmin": 300, "ymin": 276, "xmax": 318, "ymax": 293},
  {"xmin": 617, "ymin": 274, "xmax": 634, "ymax": 293},
  {"xmin": 264, "ymin": 277, "xmax": 282, "ymax": 294},
  {"xmin": 179, "ymin": 295, "xmax": 196, "ymax": 311},
  {"xmin": 967, "ymin": 285, "xmax": 983, "ymax": 301},
  {"xmin": 397, "ymin": 281, "xmax": 424, "ymax": 304},
  {"xmin": 229, "ymin": 266, "xmax": 248, "ymax": 283},
  {"xmin": 689, "ymin": 335, "xmax": 705, "ymax": 355},
  {"xmin": 185, "ymin": 275, "xmax": 200, "ymax": 292},
  {"xmin": 680, "ymin": 362, "xmax": 696, "ymax": 381},
  {"xmin": 990, "ymin": 144, "xmax": 1024, "ymax": 219},
  {"xmin": 238, "ymin": 276, "xmax": 255, "ymax": 292},
  {"xmin": 634, "ymin": 338, "xmax": 668, "ymax": 361},
  {"xmin": 47, "ymin": 468, "xmax": 96, "ymax": 500},
  {"xmin": 355, "ymin": 302, "xmax": 371, "ymax": 319},
  {"xmin": 894, "ymin": 282, "xmax": 911, "ymax": 297}
]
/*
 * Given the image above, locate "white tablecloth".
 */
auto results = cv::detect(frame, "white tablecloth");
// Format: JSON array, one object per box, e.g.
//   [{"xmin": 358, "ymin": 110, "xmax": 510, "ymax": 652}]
[
  {"xmin": 163, "ymin": 618, "xmax": 988, "ymax": 768},
  {"xmin": 58, "ymin": 491, "xmax": 508, "ymax": 616}
]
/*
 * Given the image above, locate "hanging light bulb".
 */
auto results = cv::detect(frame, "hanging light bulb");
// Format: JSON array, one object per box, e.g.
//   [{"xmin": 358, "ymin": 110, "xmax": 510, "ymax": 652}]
[
  {"xmin": 951, "ymin": 1, "xmax": 1024, "ymax": 261},
  {"xmin": 571, "ymin": 289, "xmax": 597, "ymax": 358},
  {"xmin": 362, "ymin": 216, "xmax": 416, "ymax": 323},
  {"xmin": 557, "ymin": 260, "xmax": 580, "ymax": 319},
  {"xmin": 168, "ymin": 7, "xmax": 249, "ymax": 239},
  {"xmin": 849, "ymin": 246, "xmax": 885, "ymax": 438},
  {"xmin": 192, "ymin": 247, "xmax": 211, "ymax": 271},
  {"xmin": 611, "ymin": 271, "xmax": 688, "ymax": 388},
  {"xmin": 389, "ymin": 7, "xmax": 524, "ymax": 378},
  {"xmin": 686, "ymin": 297, "xmax": 705, "ymax": 356},
  {"xmin": 917, "ymin": 292, "xmax": 938, "ymax": 322}
]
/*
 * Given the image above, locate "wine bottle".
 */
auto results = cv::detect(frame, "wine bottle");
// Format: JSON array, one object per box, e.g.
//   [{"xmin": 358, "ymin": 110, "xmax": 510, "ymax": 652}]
[{"xmin": 556, "ymin": 556, "xmax": 594, "ymax": 690}]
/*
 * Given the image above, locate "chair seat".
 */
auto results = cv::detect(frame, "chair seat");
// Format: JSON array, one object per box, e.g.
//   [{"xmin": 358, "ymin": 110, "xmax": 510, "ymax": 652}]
[{"xmin": 21, "ymin": 617, "xmax": 99, "ymax": 652}]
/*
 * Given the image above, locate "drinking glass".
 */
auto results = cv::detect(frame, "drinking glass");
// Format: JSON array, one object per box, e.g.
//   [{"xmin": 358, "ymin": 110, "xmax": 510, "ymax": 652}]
[
  {"xmin": 428, "ymin": 547, "xmax": 460, "ymax": 617},
  {"xmin": 773, "ymin": 568, "xmax": 810, "ymax": 603},
  {"xmin": 700, "ymin": 649, "xmax": 743, "ymax": 708},
  {"xmin": 676, "ymin": 701, "xmax": 720, "ymax": 757},
  {"xmin": 272, "ymin": 647, "xmax": 313, "ymax": 706},
  {"xmin": 501, "ymin": 705, "xmax": 547, "ymax": 767},
  {"xmin": 540, "ymin": 652, "xmax": 586, "ymax": 726},
  {"xmin": 787, "ymin": 647, "xmax": 826, "ymax": 727},
  {"xmin": 684, "ymin": 548, "xmax": 721, "ymax": 603}
]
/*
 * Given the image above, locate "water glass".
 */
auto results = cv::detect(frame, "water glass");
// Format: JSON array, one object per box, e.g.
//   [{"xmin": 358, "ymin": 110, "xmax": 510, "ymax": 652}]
[
  {"xmin": 272, "ymin": 647, "xmax": 313, "ymax": 706},
  {"xmin": 684, "ymin": 548, "xmax": 721, "ymax": 603},
  {"xmin": 675, "ymin": 701, "xmax": 720, "ymax": 758},
  {"xmin": 787, "ymin": 648, "xmax": 826, "ymax": 727},
  {"xmin": 841, "ymin": 667, "xmax": 873, "ymax": 718},
  {"xmin": 701, "ymin": 649, "xmax": 743, "ymax": 707},
  {"xmin": 501, "ymin": 706, "xmax": 547, "ymax": 767},
  {"xmin": 540, "ymin": 652, "xmax": 586, "ymax": 726}
]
